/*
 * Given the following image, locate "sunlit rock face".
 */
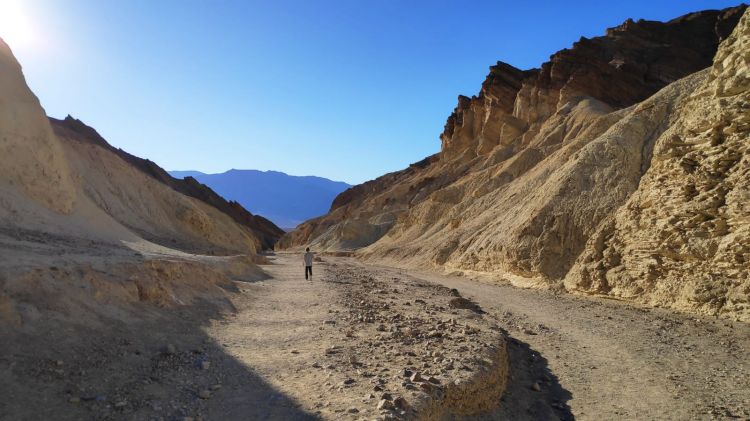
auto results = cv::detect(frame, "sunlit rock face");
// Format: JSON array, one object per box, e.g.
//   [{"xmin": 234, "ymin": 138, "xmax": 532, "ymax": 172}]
[
  {"xmin": 566, "ymin": 9, "xmax": 750, "ymax": 322},
  {"xmin": 0, "ymin": 38, "xmax": 77, "ymax": 214},
  {"xmin": 280, "ymin": 6, "xmax": 748, "ymax": 320}
]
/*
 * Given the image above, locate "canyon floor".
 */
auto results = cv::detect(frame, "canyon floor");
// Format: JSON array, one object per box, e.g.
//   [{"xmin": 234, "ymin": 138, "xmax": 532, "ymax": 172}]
[{"xmin": 2, "ymin": 253, "xmax": 749, "ymax": 421}]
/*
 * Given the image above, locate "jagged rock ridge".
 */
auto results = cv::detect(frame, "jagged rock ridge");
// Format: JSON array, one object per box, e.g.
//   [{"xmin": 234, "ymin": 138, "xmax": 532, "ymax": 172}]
[{"xmin": 281, "ymin": 6, "xmax": 749, "ymax": 321}]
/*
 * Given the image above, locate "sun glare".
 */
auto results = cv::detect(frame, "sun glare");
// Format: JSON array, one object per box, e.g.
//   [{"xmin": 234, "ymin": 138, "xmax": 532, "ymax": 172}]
[{"xmin": 0, "ymin": 0, "xmax": 35, "ymax": 49}]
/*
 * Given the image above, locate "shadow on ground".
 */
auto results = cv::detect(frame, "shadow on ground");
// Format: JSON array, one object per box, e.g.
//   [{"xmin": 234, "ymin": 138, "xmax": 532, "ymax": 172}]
[
  {"xmin": 490, "ymin": 332, "xmax": 574, "ymax": 421},
  {"xmin": 0, "ymin": 264, "xmax": 318, "ymax": 421}
]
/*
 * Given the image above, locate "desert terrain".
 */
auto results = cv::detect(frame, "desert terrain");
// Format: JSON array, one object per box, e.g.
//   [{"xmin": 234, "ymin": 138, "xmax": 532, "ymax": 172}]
[
  {"xmin": 1, "ymin": 4, "xmax": 749, "ymax": 421},
  {"xmin": 3, "ymin": 252, "xmax": 748, "ymax": 420}
]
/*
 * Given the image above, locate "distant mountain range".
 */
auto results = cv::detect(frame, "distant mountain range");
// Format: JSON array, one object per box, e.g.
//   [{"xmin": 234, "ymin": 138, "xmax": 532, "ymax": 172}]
[{"xmin": 169, "ymin": 170, "xmax": 351, "ymax": 229}]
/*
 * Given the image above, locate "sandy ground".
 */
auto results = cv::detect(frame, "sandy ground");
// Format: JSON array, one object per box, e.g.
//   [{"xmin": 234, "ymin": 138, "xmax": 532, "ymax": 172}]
[{"xmin": 2, "ymin": 253, "xmax": 748, "ymax": 420}]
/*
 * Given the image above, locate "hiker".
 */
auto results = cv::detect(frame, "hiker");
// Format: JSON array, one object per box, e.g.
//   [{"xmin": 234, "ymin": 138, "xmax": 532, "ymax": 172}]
[{"xmin": 304, "ymin": 247, "xmax": 314, "ymax": 280}]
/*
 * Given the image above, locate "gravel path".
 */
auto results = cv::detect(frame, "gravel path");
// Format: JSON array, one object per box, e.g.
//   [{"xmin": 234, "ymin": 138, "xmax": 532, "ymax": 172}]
[{"xmin": 393, "ymin": 265, "xmax": 750, "ymax": 420}]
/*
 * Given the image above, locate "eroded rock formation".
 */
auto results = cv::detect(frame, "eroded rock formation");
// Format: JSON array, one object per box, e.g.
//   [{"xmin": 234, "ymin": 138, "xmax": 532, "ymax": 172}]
[{"xmin": 281, "ymin": 6, "xmax": 749, "ymax": 321}]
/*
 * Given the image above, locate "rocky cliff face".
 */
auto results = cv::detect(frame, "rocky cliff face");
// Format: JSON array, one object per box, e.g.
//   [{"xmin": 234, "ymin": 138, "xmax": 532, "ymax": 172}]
[
  {"xmin": 566, "ymin": 9, "xmax": 750, "ymax": 320},
  {"xmin": 281, "ymin": 6, "xmax": 749, "ymax": 321}
]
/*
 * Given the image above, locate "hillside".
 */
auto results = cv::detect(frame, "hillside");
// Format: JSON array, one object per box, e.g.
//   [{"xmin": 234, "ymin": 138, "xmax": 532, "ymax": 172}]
[
  {"xmin": 170, "ymin": 169, "xmax": 351, "ymax": 229},
  {"xmin": 280, "ymin": 6, "xmax": 749, "ymax": 322}
]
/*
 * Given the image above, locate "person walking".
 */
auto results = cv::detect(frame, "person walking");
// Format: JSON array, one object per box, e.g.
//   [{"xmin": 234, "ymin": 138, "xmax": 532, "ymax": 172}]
[{"xmin": 303, "ymin": 247, "xmax": 314, "ymax": 280}]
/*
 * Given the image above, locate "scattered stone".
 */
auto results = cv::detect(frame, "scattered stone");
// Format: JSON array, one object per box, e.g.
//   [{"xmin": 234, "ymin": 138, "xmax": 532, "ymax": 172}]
[
  {"xmin": 448, "ymin": 297, "xmax": 476, "ymax": 310},
  {"xmin": 198, "ymin": 389, "xmax": 211, "ymax": 399},
  {"xmin": 200, "ymin": 361, "xmax": 211, "ymax": 370},
  {"xmin": 68, "ymin": 397, "xmax": 80, "ymax": 404},
  {"xmin": 531, "ymin": 382, "xmax": 542, "ymax": 392},
  {"xmin": 409, "ymin": 372, "xmax": 423, "ymax": 383},
  {"xmin": 164, "ymin": 344, "xmax": 177, "ymax": 355},
  {"xmin": 347, "ymin": 407, "xmax": 359, "ymax": 414},
  {"xmin": 377, "ymin": 399, "xmax": 394, "ymax": 410}
]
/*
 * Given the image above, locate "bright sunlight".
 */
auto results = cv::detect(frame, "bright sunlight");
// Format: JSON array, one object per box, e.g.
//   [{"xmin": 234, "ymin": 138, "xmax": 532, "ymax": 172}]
[{"xmin": 0, "ymin": 0, "xmax": 35, "ymax": 48}]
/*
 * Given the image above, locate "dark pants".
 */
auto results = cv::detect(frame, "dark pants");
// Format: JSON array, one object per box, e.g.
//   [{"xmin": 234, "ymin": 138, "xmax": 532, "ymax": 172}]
[{"xmin": 305, "ymin": 266, "xmax": 312, "ymax": 280}]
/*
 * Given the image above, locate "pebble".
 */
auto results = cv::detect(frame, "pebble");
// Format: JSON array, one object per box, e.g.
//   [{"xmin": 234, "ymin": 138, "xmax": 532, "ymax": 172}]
[
  {"xmin": 200, "ymin": 361, "xmax": 211, "ymax": 370},
  {"xmin": 531, "ymin": 382, "xmax": 542, "ymax": 392},
  {"xmin": 377, "ymin": 399, "xmax": 394, "ymax": 410},
  {"xmin": 198, "ymin": 390, "xmax": 211, "ymax": 399}
]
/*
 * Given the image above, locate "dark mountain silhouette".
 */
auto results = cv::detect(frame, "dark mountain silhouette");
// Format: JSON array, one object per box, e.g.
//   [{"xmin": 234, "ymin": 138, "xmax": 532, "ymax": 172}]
[{"xmin": 169, "ymin": 169, "xmax": 351, "ymax": 229}]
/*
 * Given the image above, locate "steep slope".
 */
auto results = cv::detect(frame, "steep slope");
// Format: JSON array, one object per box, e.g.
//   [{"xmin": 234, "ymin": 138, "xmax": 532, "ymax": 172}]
[
  {"xmin": 51, "ymin": 117, "xmax": 284, "ymax": 249},
  {"xmin": 0, "ymin": 37, "xmax": 279, "ymax": 258},
  {"xmin": 566, "ymin": 10, "xmax": 750, "ymax": 321},
  {"xmin": 169, "ymin": 169, "xmax": 351, "ymax": 229},
  {"xmin": 0, "ymin": 40, "xmax": 76, "ymax": 215},
  {"xmin": 281, "ymin": 6, "xmax": 748, "ymax": 320}
]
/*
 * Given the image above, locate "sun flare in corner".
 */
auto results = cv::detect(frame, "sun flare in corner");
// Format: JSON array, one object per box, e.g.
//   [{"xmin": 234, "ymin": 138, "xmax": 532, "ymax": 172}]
[{"xmin": 0, "ymin": 0, "xmax": 36, "ymax": 49}]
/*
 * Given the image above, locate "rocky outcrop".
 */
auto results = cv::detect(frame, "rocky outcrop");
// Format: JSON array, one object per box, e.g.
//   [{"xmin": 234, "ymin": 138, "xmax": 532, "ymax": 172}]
[
  {"xmin": 281, "ymin": 6, "xmax": 749, "ymax": 321},
  {"xmin": 566, "ymin": 10, "xmax": 750, "ymax": 321}
]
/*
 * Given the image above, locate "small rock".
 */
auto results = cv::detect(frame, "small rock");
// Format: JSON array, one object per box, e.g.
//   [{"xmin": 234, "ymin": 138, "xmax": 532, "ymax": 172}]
[
  {"xmin": 393, "ymin": 397, "xmax": 407, "ymax": 409},
  {"xmin": 210, "ymin": 384, "xmax": 222, "ymax": 391},
  {"xmin": 377, "ymin": 399, "xmax": 394, "ymax": 410},
  {"xmin": 198, "ymin": 389, "xmax": 211, "ymax": 399},
  {"xmin": 164, "ymin": 344, "xmax": 177, "ymax": 355},
  {"xmin": 531, "ymin": 382, "xmax": 542, "ymax": 392},
  {"xmin": 381, "ymin": 392, "xmax": 393, "ymax": 401},
  {"xmin": 342, "ymin": 378, "xmax": 355, "ymax": 386},
  {"xmin": 68, "ymin": 397, "xmax": 80, "ymax": 404},
  {"xmin": 200, "ymin": 361, "xmax": 211, "ymax": 370},
  {"xmin": 347, "ymin": 407, "xmax": 359, "ymax": 414},
  {"xmin": 409, "ymin": 372, "xmax": 423, "ymax": 383}
]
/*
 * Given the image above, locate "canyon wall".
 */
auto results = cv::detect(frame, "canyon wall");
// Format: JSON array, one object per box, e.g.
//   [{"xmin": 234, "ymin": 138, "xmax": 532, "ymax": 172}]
[
  {"xmin": 281, "ymin": 6, "xmax": 749, "ymax": 321},
  {"xmin": 0, "ymin": 38, "xmax": 282, "ymax": 256}
]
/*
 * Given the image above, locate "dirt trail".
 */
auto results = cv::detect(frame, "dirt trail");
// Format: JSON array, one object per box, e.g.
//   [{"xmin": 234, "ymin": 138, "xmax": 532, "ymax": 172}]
[
  {"xmin": 4, "ymin": 253, "xmax": 748, "ymax": 420},
  {"xmin": 207, "ymin": 253, "xmax": 508, "ymax": 420},
  {"xmin": 387, "ymin": 265, "xmax": 750, "ymax": 420},
  {"xmin": 207, "ymin": 255, "xmax": 750, "ymax": 420}
]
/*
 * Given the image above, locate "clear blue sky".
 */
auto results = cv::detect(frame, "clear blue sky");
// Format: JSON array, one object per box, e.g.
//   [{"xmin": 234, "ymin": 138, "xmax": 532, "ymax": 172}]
[{"xmin": 6, "ymin": 0, "xmax": 741, "ymax": 184}]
